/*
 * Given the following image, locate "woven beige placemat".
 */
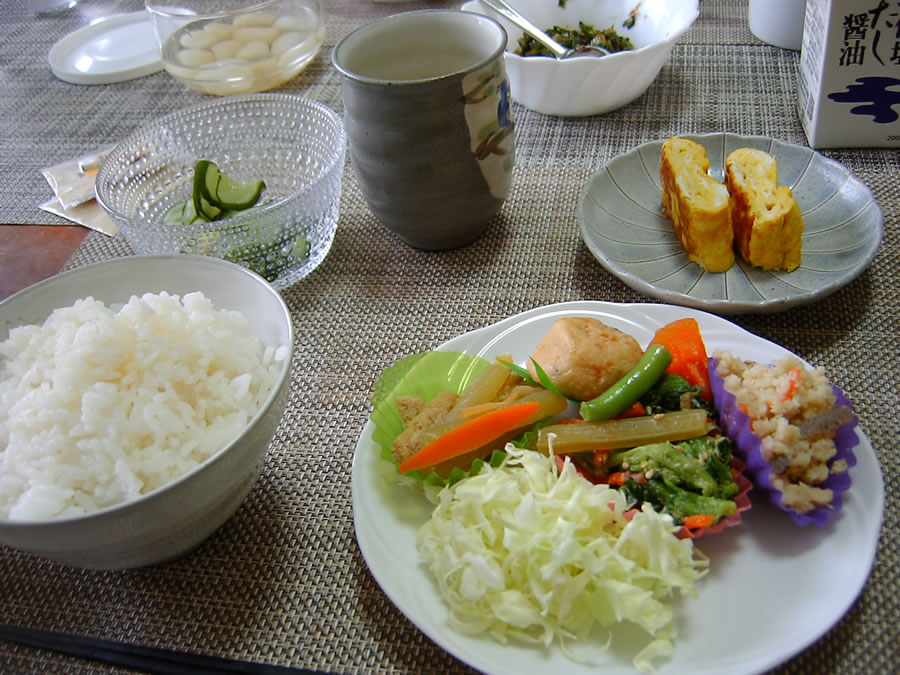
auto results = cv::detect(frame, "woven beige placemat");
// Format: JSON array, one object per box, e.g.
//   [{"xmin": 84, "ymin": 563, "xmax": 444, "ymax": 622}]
[{"xmin": 1, "ymin": 1, "xmax": 897, "ymax": 673}]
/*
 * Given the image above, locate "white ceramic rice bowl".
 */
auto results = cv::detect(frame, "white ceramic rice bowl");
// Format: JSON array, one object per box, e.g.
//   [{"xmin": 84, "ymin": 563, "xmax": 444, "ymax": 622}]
[
  {"xmin": 462, "ymin": 0, "xmax": 699, "ymax": 116},
  {"xmin": 0, "ymin": 255, "xmax": 293, "ymax": 569}
]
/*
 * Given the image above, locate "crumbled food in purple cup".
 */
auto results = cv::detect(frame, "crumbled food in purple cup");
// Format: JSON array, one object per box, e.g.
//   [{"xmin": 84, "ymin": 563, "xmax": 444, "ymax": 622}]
[{"xmin": 709, "ymin": 351, "xmax": 858, "ymax": 527}]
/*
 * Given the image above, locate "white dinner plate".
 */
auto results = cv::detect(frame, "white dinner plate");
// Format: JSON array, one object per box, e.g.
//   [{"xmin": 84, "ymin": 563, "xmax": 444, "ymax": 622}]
[
  {"xmin": 351, "ymin": 301, "xmax": 884, "ymax": 674},
  {"xmin": 578, "ymin": 134, "xmax": 884, "ymax": 314}
]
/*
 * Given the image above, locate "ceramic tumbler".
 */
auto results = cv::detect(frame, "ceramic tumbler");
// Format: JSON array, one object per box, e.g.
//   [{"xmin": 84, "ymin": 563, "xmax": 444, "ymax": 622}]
[{"xmin": 332, "ymin": 10, "xmax": 515, "ymax": 250}]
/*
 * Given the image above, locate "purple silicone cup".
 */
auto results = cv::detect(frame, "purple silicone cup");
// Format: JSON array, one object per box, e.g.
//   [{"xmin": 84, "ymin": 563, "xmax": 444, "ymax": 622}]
[{"xmin": 709, "ymin": 357, "xmax": 859, "ymax": 527}]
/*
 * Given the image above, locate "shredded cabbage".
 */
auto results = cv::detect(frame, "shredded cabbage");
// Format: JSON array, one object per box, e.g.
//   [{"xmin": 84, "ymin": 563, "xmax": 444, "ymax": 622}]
[{"xmin": 417, "ymin": 446, "xmax": 709, "ymax": 671}]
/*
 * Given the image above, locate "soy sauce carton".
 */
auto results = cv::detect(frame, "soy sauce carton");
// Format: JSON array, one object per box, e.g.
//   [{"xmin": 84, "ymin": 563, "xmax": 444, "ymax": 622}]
[{"xmin": 797, "ymin": 0, "xmax": 900, "ymax": 148}]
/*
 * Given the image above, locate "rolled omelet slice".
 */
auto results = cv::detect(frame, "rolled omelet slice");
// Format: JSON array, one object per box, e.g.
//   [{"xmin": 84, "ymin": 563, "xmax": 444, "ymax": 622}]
[
  {"xmin": 660, "ymin": 137, "xmax": 734, "ymax": 273},
  {"xmin": 725, "ymin": 148, "xmax": 804, "ymax": 272}
]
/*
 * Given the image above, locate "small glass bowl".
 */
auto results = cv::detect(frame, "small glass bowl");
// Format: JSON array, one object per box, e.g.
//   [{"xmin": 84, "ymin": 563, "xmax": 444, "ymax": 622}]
[
  {"xmin": 146, "ymin": 0, "xmax": 325, "ymax": 95},
  {"xmin": 95, "ymin": 93, "xmax": 345, "ymax": 289}
]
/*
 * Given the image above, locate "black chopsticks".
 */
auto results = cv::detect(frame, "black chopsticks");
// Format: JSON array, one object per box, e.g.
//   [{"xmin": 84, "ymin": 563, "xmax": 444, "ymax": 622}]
[{"xmin": 0, "ymin": 623, "xmax": 326, "ymax": 675}]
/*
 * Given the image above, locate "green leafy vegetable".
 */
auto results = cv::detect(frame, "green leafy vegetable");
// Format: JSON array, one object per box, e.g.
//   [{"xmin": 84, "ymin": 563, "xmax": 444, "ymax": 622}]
[
  {"xmin": 610, "ymin": 435, "xmax": 740, "ymax": 524},
  {"xmin": 515, "ymin": 21, "xmax": 634, "ymax": 57},
  {"xmin": 640, "ymin": 373, "xmax": 709, "ymax": 414},
  {"xmin": 622, "ymin": 478, "xmax": 738, "ymax": 522}
]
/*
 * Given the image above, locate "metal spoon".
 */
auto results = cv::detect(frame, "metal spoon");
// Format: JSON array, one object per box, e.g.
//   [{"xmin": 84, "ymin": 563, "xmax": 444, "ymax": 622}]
[{"xmin": 480, "ymin": 0, "xmax": 610, "ymax": 58}]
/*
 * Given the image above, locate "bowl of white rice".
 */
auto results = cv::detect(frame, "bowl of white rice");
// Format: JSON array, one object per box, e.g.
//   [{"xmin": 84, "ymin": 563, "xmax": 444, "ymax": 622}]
[{"xmin": 0, "ymin": 254, "xmax": 293, "ymax": 569}]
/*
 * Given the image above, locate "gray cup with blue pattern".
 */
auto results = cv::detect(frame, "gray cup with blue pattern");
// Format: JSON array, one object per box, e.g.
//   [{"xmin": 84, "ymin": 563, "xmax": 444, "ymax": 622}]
[{"xmin": 333, "ymin": 10, "xmax": 515, "ymax": 250}]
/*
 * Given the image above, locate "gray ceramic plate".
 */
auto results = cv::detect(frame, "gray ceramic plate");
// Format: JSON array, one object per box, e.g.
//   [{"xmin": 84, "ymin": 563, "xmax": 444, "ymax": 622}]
[{"xmin": 578, "ymin": 133, "xmax": 883, "ymax": 314}]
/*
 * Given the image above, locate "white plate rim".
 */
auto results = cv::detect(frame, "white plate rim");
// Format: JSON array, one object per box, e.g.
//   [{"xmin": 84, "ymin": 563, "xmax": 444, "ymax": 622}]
[
  {"xmin": 351, "ymin": 301, "xmax": 884, "ymax": 674},
  {"xmin": 48, "ymin": 12, "xmax": 163, "ymax": 85},
  {"xmin": 577, "ymin": 134, "xmax": 884, "ymax": 314}
]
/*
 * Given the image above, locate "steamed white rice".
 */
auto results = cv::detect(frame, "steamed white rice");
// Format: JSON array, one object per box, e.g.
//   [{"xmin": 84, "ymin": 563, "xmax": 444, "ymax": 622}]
[{"xmin": 0, "ymin": 291, "xmax": 286, "ymax": 521}]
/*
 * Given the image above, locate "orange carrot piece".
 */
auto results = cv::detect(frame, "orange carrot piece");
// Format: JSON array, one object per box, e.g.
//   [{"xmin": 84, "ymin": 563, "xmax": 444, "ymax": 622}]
[
  {"xmin": 782, "ymin": 367, "xmax": 802, "ymax": 401},
  {"xmin": 615, "ymin": 401, "xmax": 646, "ymax": 419},
  {"xmin": 606, "ymin": 471, "xmax": 630, "ymax": 487},
  {"xmin": 457, "ymin": 400, "xmax": 507, "ymax": 420},
  {"xmin": 682, "ymin": 514, "xmax": 715, "ymax": 529},
  {"xmin": 649, "ymin": 318, "xmax": 712, "ymax": 401},
  {"xmin": 457, "ymin": 387, "xmax": 532, "ymax": 419},
  {"xmin": 398, "ymin": 401, "xmax": 541, "ymax": 473}
]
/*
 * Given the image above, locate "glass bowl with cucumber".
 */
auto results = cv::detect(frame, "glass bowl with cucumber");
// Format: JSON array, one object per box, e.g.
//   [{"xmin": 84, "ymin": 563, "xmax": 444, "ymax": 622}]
[{"xmin": 95, "ymin": 93, "xmax": 345, "ymax": 289}]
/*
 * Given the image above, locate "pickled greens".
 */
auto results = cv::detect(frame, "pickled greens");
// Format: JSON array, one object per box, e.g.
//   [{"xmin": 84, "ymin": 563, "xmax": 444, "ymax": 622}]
[{"xmin": 417, "ymin": 446, "xmax": 709, "ymax": 671}]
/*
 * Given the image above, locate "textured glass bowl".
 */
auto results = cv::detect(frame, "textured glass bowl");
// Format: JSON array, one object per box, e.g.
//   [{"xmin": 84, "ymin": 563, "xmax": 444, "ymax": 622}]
[{"xmin": 96, "ymin": 93, "xmax": 345, "ymax": 289}]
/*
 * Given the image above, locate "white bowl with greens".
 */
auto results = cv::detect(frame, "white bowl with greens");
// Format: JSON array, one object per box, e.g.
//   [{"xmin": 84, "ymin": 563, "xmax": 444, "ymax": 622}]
[
  {"xmin": 96, "ymin": 93, "xmax": 345, "ymax": 289},
  {"xmin": 462, "ymin": 0, "xmax": 699, "ymax": 117}
]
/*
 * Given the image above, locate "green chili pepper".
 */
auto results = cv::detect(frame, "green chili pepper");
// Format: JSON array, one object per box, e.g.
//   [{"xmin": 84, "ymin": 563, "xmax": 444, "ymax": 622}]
[{"xmin": 579, "ymin": 344, "xmax": 673, "ymax": 422}]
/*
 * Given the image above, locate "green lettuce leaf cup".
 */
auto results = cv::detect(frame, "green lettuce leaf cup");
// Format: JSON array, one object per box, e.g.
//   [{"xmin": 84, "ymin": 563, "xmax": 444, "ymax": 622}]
[{"xmin": 369, "ymin": 350, "xmax": 507, "ymax": 486}]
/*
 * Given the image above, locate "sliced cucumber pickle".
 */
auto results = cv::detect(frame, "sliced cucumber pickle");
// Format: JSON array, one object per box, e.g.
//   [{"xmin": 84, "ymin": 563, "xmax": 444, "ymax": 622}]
[
  {"xmin": 161, "ymin": 159, "xmax": 304, "ymax": 283},
  {"xmin": 214, "ymin": 170, "xmax": 266, "ymax": 210},
  {"xmin": 192, "ymin": 162, "xmax": 223, "ymax": 221},
  {"xmin": 196, "ymin": 159, "xmax": 221, "ymax": 207},
  {"xmin": 162, "ymin": 201, "xmax": 187, "ymax": 225},
  {"xmin": 170, "ymin": 159, "xmax": 267, "ymax": 224}
]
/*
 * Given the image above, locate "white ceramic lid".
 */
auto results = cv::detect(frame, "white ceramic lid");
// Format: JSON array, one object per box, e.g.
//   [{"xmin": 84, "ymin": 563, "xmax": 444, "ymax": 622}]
[{"xmin": 49, "ymin": 12, "xmax": 163, "ymax": 85}]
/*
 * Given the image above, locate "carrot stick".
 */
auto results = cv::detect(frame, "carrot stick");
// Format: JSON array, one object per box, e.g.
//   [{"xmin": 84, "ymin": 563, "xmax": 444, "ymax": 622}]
[
  {"xmin": 782, "ymin": 367, "xmax": 802, "ymax": 401},
  {"xmin": 398, "ymin": 401, "xmax": 541, "ymax": 473},
  {"xmin": 615, "ymin": 401, "xmax": 646, "ymax": 419},
  {"xmin": 682, "ymin": 514, "xmax": 715, "ymax": 529},
  {"xmin": 649, "ymin": 318, "xmax": 712, "ymax": 401},
  {"xmin": 457, "ymin": 386, "xmax": 531, "ymax": 419},
  {"xmin": 606, "ymin": 471, "xmax": 631, "ymax": 487}
]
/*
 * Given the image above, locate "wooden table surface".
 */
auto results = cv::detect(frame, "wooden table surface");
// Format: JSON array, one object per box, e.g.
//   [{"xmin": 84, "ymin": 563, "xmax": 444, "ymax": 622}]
[{"xmin": 0, "ymin": 225, "xmax": 88, "ymax": 301}]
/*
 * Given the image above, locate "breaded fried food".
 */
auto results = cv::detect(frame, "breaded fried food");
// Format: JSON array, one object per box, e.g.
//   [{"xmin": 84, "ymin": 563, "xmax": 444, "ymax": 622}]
[
  {"xmin": 390, "ymin": 360, "xmax": 569, "ymax": 478},
  {"xmin": 392, "ymin": 390, "xmax": 458, "ymax": 464},
  {"xmin": 725, "ymin": 148, "xmax": 804, "ymax": 272},
  {"xmin": 528, "ymin": 317, "xmax": 643, "ymax": 402},
  {"xmin": 660, "ymin": 137, "xmax": 735, "ymax": 273}
]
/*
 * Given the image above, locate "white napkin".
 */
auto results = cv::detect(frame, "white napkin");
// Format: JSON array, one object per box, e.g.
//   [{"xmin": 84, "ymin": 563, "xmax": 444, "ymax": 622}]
[
  {"xmin": 40, "ymin": 146, "xmax": 119, "ymax": 236},
  {"xmin": 39, "ymin": 197, "xmax": 118, "ymax": 236}
]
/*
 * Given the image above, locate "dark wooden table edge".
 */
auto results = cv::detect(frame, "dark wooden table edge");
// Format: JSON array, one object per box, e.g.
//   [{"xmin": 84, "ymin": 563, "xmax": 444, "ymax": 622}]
[{"xmin": 0, "ymin": 224, "xmax": 89, "ymax": 301}]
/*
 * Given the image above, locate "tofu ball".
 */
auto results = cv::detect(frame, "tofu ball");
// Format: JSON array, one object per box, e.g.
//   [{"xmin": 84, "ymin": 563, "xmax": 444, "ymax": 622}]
[{"xmin": 528, "ymin": 317, "xmax": 643, "ymax": 401}]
